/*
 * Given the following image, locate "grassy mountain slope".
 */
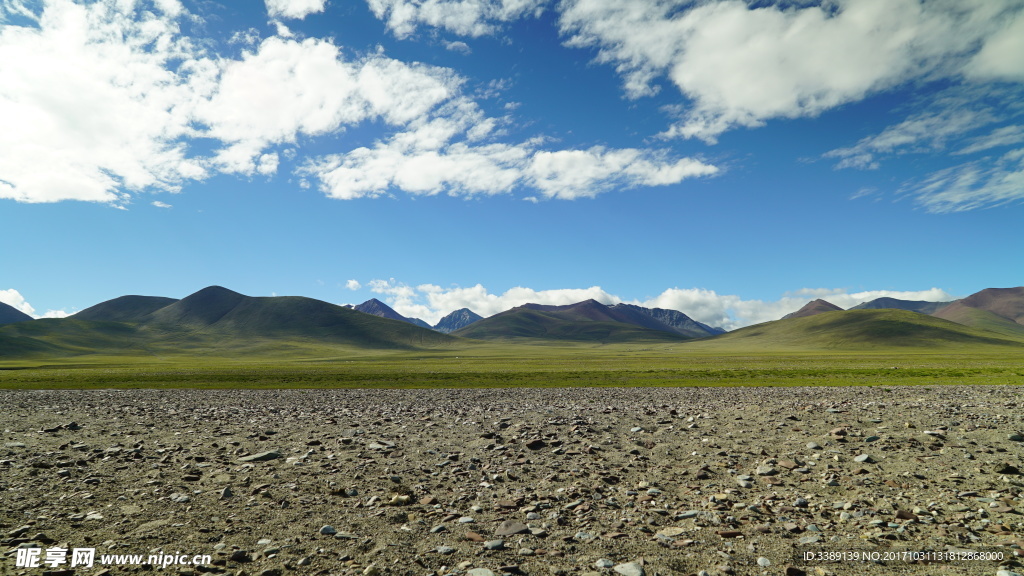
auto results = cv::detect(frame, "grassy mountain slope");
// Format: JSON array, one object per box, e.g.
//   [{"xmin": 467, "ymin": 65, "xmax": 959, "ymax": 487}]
[
  {"xmin": 0, "ymin": 318, "xmax": 146, "ymax": 357},
  {"xmin": 932, "ymin": 302, "xmax": 1024, "ymax": 339},
  {"xmin": 851, "ymin": 297, "xmax": 949, "ymax": 314},
  {"xmin": 74, "ymin": 295, "xmax": 180, "ymax": 323},
  {"xmin": 690, "ymin": 309, "xmax": 1024, "ymax": 351},
  {"xmin": 948, "ymin": 287, "xmax": 1024, "ymax": 324},
  {"xmin": 453, "ymin": 304, "xmax": 688, "ymax": 343}
]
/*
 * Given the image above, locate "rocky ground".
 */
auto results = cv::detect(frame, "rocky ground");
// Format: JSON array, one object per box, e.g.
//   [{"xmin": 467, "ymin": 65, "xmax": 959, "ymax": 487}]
[{"xmin": 1, "ymin": 386, "xmax": 1023, "ymax": 576}]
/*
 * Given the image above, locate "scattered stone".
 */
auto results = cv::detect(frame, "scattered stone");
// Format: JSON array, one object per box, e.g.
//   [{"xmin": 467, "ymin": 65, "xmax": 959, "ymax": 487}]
[
  {"xmin": 612, "ymin": 562, "xmax": 645, "ymax": 576},
  {"xmin": 484, "ymin": 539, "xmax": 505, "ymax": 550},
  {"xmin": 495, "ymin": 520, "xmax": 530, "ymax": 537},
  {"xmin": 319, "ymin": 525, "xmax": 337, "ymax": 535}
]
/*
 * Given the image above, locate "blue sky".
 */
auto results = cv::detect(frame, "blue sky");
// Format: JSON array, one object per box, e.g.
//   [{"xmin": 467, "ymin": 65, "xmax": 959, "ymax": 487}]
[{"xmin": 2, "ymin": 0, "xmax": 1023, "ymax": 330}]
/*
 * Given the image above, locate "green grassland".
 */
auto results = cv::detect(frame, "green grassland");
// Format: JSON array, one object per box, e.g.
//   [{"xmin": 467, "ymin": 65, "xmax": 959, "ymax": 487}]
[{"xmin": 2, "ymin": 339, "xmax": 1023, "ymax": 390}]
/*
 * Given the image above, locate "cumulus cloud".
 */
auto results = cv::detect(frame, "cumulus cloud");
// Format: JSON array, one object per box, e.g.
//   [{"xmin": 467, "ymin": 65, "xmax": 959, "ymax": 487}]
[
  {"xmin": 5, "ymin": 3, "xmax": 698, "ymax": 205},
  {"xmin": 345, "ymin": 279, "xmax": 362, "ymax": 290},
  {"xmin": 0, "ymin": 0, "xmax": 215, "ymax": 204},
  {"xmin": 152, "ymin": 200, "xmax": 172, "ymax": 208},
  {"xmin": 558, "ymin": 0, "xmax": 1021, "ymax": 142},
  {"xmin": 265, "ymin": 0, "xmax": 327, "ymax": 20},
  {"xmin": 367, "ymin": 0, "xmax": 546, "ymax": 38},
  {"xmin": 363, "ymin": 280, "xmax": 956, "ymax": 330},
  {"xmin": 0, "ymin": 288, "xmax": 35, "ymax": 316}
]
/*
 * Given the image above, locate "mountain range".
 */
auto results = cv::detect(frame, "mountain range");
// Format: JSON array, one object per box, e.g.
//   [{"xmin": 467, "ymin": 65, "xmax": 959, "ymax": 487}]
[{"xmin": 1, "ymin": 285, "xmax": 1023, "ymax": 359}]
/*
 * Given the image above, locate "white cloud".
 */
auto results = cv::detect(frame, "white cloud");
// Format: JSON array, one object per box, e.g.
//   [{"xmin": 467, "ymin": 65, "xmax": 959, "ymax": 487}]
[
  {"xmin": 527, "ymin": 147, "xmax": 717, "ymax": 199},
  {"xmin": 265, "ymin": 0, "xmax": 327, "ymax": 20},
  {"xmin": 152, "ymin": 200, "xmax": 172, "ymax": 208},
  {"xmin": 0, "ymin": 288, "xmax": 35, "ymax": 316},
  {"xmin": 0, "ymin": 0, "xmax": 216, "ymax": 204},
  {"xmin": 445, "ymin": 40, "xmax": 471, "ymax": 54},
  {"xmin": 345, "ymin": 279, "xmax": 362, "ymax": 290},
  {"xmin": 40, "ymin": 309, "xmax": 71, "ymax": 319},
  {"xmin": 965, "ymin": 8, "xmax": 1024, "ymax": 81},
  {"xmin": 367, "ymin": 0, "xmax": 546, "ymax": 39},
  {"xmin": 363, "ymin": 280, "xmax": 956, "ymax": 330},
  {"xmin": 558, "ymin": 0, "xmax": 1020, "ymax": 142},
  {"xmin": 0, "ymin": 0, "xmax": 715, "ymax": 205}
]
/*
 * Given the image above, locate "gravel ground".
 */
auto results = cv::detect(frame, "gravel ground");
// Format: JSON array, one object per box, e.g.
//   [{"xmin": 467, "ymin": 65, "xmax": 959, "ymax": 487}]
[{"xmin": 1, "ymin": 386, "xmax": 1023, "ymax": 576}]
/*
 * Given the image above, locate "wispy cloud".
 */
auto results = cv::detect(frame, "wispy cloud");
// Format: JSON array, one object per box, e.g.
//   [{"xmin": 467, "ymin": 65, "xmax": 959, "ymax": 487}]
[{"xmin": 905, "ymin": 148, "xmax": 1024, "ymax": 213}]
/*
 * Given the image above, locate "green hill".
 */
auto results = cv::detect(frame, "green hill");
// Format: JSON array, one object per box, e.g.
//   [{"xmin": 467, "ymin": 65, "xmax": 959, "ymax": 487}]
[
  {"xmin": 74, "ymin": 295, "xmax": 180, "ymax": 323},
  {"xmin": 453, "ymin": 302, "xmax": 689, "ymax": 343},
  {"xmin": 690, "ymin": 309, "xmax": 1024, "ymax": 351}
]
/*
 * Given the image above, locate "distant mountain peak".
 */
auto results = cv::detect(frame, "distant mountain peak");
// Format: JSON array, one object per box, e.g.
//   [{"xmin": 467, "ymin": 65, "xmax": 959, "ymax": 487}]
[
  {"xmin": 354, "ymin": 298, "xmax": 431, "ymax": 329},
  {"xmin": 783, "ymin": 299, "xmax": 842, "ymax": 320},
  {"xmin": 433, "ymin": 308, "xmax": 483, "ymax": 334}
]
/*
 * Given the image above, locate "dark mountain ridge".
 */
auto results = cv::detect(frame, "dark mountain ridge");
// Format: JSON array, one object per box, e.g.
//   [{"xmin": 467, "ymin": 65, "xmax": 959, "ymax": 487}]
[
  {"xmin": 0, "ymin": 301, "xmax": 33, "ymax": 325},
  {"xmin": 851, "ymin": 297, "xmax": 950, "ymax": 314}
]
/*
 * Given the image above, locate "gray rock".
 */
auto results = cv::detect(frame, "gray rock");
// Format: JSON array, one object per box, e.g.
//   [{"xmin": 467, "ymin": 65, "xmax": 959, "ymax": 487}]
[
  {"xmin": 757, "ymin": 557, "xmax": 771, "ymax": 567},
  {"xmin": 798, "ymin": 535, "xmax": 821, "ymax": 544},
  {"xmin": 613, "ymin": 562, "xmax": 645, "ymax": 576},
  {"xmin": 595, "ymin": 559, "xmax": 614, "ymax": 569},
  {"xmin": 483, "ymin": 539, "xmax": 504, "ymax": 550},
  {"xmin": 319, "ymin": 525, "xmax": 337, "ymax": 535},
  {"xmin": 436, "ymin": 545, "xmax": 455, "ymax": 555},
  {"xmin": 169, "ymin": 493, "xmax": 191, "ymax": 503},
  {"xmin": 1008, "ymin": 434, "xmax": 1024, "ymax": 442},
  {"xmin": 853, "ymin": 454, "xmax": 872, "ymax": 463},
  {"xmin": 806, "ymin": 442, "xmax": 821, "ymax": 450},
  {"xmin": 467, "ymin": 570, "xmax": 495, "ymax": 576},
  {"xmin": 238, "ymin": 450, "xmax": 281, "ymax": 463}
]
